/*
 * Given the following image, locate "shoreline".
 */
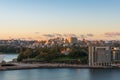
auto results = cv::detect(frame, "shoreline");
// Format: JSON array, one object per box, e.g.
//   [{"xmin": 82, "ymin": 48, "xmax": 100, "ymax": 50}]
[{"xmin": 0, "ymin": 63, "xmax": 120, "ymax": 71}]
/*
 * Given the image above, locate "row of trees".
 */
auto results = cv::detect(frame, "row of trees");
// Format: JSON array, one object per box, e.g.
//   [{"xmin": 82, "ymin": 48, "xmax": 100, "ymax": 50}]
[
  {"xmin": 0, "ymin": 46, "xmax": 20, "ymax": 53},
  {"xmin": 17, "ymin": 45, "xmax": 88, "ymax": 64}
]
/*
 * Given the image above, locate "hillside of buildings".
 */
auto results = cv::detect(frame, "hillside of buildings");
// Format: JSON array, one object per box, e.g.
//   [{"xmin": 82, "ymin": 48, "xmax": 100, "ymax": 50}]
[{"xmin": 1, "ymin": 37, "xmax": 120, "ymax": 65}]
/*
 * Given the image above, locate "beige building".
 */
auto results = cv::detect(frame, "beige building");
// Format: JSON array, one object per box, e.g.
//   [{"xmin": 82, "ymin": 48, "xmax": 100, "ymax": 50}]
[
  {"xmin": 68, "ymin": 37, "xmax": 78, "ymax": 44},
  {"xmin": 89, "ymin": 46, "xmax": 112, "ymax": 66}
]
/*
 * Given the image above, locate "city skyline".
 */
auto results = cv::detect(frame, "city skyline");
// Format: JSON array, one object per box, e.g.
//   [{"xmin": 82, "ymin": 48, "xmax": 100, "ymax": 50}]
[{"xmin": 0, "ymin": 0, "xmax": 120, "ymax": 40}]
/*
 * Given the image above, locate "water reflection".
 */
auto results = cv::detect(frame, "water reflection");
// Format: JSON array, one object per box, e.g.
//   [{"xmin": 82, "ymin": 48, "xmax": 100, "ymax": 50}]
[
  {"xmin": 89, "ymin": 69, "xmax": 120, "ymax": 80},
  {"xmin": 1, "ymin": 57, "xmax": 120, "ymax": 80},
  {"xmin": 0, "ymin": 69, "xmax": 120, "ymax": 80}
]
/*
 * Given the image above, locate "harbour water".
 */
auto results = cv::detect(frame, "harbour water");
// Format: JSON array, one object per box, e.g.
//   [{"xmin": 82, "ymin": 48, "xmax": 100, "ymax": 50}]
[
  {"xmin": 1, "ymin": 54, "xmax": 120, "ymax": 80},
  {"xmin": 3, "ymin": 54, "xmax": 18, "ymax": 62},
  {"xmin": 0, "ymin": 68, "xmax": 120, "ymax": 80}
]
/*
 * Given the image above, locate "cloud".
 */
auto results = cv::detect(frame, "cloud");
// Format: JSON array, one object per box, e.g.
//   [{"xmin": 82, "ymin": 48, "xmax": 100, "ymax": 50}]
[
  {"xmin": 27, "ymin": 37, "xmax": 33, "ymax": 40},
  {"xmin": 69, "ymin": 34, "xmax": 77, "ymax": 37},
  {"xmin": 104, "ymin": 32, "xmax": 120, "ymax": 37},
  {"xmin": 19, "ymin": 38, "xmax": 26, "ymax": 40},
  {"xmin": 63, "ymin": 34, "xmax": 77, "ymax": 37},
  {"xmin": 43, "ymin": 34, "xmax": 55, "ymax": 37},
  {"xmin": 80, "ymin": 35, "xmax": 86, "ymax": 38},
  {"xmin": 35, "ymin": 32, "xmax": 39, "ymax": 34},
  {"xmin": 42, "ymin": 33, "xmax": 94, "ymax": 39},
  {"xmin": 63, "ymin": 34, "xmax": 68, "ymax": 37},
  {"xmin": 9, "ymin": 36, "xmax": 12, "ymax": 39},
  {"xmin": 43, "ymin": 33, "xmax": 77, "ymax": 38},
  {"xmin": 54, "ymin": 33, "xmax": 62, "ymax": 37},
  {"xmin": 87, "ymin": 34, "xmax": 94, "ymax": 37}
]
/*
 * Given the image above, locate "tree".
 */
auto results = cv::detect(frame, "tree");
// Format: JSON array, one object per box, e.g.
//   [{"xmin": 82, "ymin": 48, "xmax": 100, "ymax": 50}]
[
  {"xmin": 17, "ymin": 48, "xmax": 32, "ymax": 61},
  {"xmin": 23, "ymin": 48, "xmax": 32, "ymax": 58}
]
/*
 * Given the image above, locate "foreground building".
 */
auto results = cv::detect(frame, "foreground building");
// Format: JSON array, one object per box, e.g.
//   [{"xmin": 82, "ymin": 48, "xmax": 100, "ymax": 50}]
[{"xmin": 89, "ymin": 46, "xmax": 112, "ymax": 66}]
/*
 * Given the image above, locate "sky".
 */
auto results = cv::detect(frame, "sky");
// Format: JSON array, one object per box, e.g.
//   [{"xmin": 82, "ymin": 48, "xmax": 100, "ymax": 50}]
[{"xmin": 0, "ymin": 0, "xmax": 120, "ymax": 40}]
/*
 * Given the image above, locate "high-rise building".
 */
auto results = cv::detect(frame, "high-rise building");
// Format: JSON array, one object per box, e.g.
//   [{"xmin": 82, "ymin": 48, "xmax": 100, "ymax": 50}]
[
  {"xmin": 89, "ymin": 46, "xmax": 112, "ymax": 66},
  {"xmin": 68, "ymin": 37, "xmax": 78, "ymax": 44}
]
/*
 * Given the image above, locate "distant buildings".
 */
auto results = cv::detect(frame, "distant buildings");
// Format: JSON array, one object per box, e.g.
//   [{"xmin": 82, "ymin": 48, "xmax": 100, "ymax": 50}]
[{"xmin": 1, "ymin": 38, "xmax": 120, "ymax": 67}]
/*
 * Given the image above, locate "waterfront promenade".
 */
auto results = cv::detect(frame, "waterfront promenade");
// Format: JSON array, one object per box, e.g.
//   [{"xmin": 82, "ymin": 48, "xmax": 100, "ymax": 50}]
[{"xmin": 0, "ymin": 63, "xmax": 118, "ymax": 71}]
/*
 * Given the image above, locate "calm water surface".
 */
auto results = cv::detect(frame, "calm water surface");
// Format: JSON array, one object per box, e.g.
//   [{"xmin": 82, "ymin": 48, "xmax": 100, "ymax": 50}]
[
  {"xmin": 0, "ymin": 69, "xmax": 120, "ymax": 80},
  {"xmin": 1, "ymin": 54, "xmax": 120, "ymax": 80},
  {"xmin": 3, "ymin": 54, "xmax": 18, "ymax": 62}
]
